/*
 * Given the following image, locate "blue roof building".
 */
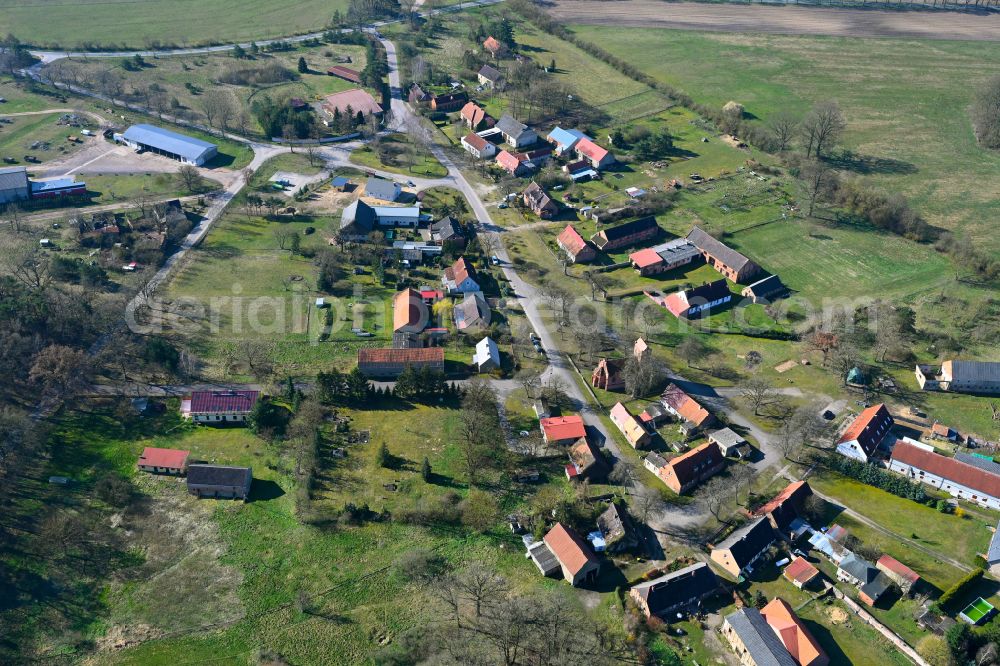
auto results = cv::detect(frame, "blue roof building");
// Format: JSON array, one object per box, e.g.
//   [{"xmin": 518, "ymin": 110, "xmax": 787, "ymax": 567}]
[
  {"xmin": 547, "ymin": 126, "xmax": 590, "ymax": 155},
  {"xmin": 120, "ymin": 124, "xmax": 219, "ymax": 166}
]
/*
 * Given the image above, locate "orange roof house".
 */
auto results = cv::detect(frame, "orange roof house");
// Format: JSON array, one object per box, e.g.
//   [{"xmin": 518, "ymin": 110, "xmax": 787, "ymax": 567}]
[
  {"xmin": 540, "ymin": 414, "xmax": 587, "ymax": 445},
  {"xmin": 660, "ymin": 383, "xmax": 714, "ymax": 434},
  {"xmin": 761, "ymin": 598, "xmax": 829, "ymax": 666},
  {"xmin": 836, "ymin": 403, "xmax": 893, "ymax": 462},
  {"xmin": 783, "ymin": 556, "xmax": 821, "ymax": 589},
  {"xmin": 483, "ymin": 36, "xmax": 506, "ymax": 56},
  {"xmin": 392, "ymin": 288, "xmax": 426, "ymax": 334},
  {"xmin": 460, "ymin": 101, "xmax": 490, "ymax": 129},
  {"xmin": 752, "ymin": 480, "xmax": 812, "ymax": 532},
  {"xmin": 610, "ymin": 402, "xmax": 650, "ymax": 449},
  {"xmin": 543, "ymin": 522, "xmax": 599, "ymax": 586},
  {"xmin": 575, "ymin": 137, "xmax": 614, "ymax": 169},
  {"xmin": 137, "ymin": 447, "xmax": 190, "ymax": 474},
  {"xmin": 556, "ymin": 224, "xmax": 596, "ymax": 264},
  {"xmin": 495, "ymin": 149, "xmax": 529, "ymax": 175},
  {"xmin": 654, "ymin": 442, "xmax": 725, "ymax": 494},
  {"xmin": 876, "ymin": 555, "xmax": 920, "ymax": 593}
]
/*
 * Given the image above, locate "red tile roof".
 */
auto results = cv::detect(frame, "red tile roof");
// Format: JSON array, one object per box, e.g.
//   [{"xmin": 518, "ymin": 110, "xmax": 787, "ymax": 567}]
[
  {"xmin": 667, "ymin": 441, "xmax": 723, "ymax": 485},
  {"xmin": 838, "ymin": 403, "xmax": 892, "ymax": 452},
  {"xmin": 444, "ymin": 256, "xmax": 476, "ymax": 286},
  {"xmin": 610, "ymin": 402, "xmax": 648, "ymax": 447},
  {"xmin": 393, "ymin": 288, "xmax": 424, "ymax": 332},
  {"xmin": 783, "ymin": 556, "xmax": 820, "ymax": 586},
  {"xmin": 876, "ymin": 555, "xmax": 920, "ymax": 585},
  {"xmin": 463, "ymin": 132, "xmax": 490, "ymax": 151},
  {"xmin": 189, "ymin": 390, "xmax": 259, "ymax": 414},
  {"xmin": 752, "ymin": 480, "xmax": 809, "ymax": 518},
  {"xmin": 495, "ymin": 149, "xmax": 524, "ymax": 173},
  {"xmin": 761, "ymin": 598, "xmax": 829, "ymax": 666},
  {"xmin": 556, "ymin": 224, "xmax": 589, "ymax": 256},
  {"xmin": 541, "ymin": 414, "xmax": 586, "ymax": 442},
  {"xmin": 327, "ymin": 65, "xmax": 362, "ymax": 83},
  {"xmin": 630, "ymin": 248, "xmax": 663, "ymax": 269},
  {"xmin": 461, "ymin": 102, "xmax": 487, "ymax": 127},
  {"xmin": 358, "ymin": 347, "xmax": 445, "ymax": 365},
  {"xmin": 661, "ymin": 384, "xmax": 712, "ymax": 427},
  {"xmin": 138, "ymin": 447, "xmax": 189, "ymax": 470},
  {"xmin": 483, "ymin": 36, "xmax": 502, "ymax": 53},
  {"xmin": 576, "ymin": 137, "xmax": 610, "ymax": 163},
  {"xmin": 544, "ymin": 522, "xmax": 597, "ymax": 576},
  {"xmin": 891, "ymin": 439, "xmax": 1000, "ymax": 499}
]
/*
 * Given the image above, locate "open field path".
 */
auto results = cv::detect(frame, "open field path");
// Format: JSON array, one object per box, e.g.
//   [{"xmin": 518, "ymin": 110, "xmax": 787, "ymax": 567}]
[{"xmin": 547, "ymin": 0, "xmax": 1000, "ymax": 41}]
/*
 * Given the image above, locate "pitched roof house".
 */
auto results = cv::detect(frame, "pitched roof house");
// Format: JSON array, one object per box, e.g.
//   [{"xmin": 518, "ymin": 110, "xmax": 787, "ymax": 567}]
[
  {"xmin": 137, "ymin": 447, "xmax": 190, "ymax": 475},
  {"xmin": 654, "ymin": 442, "xmax": 725, "ymax": 494},
  {"xmin": 540, "ymin": 414, "xmax": 587, "ymax": 445},
  {"xmin": 659, "ymin": 279, "xmax": 733, "ymax": 319},
  {"xmin": 566, "ymin": 436, "xmax": 608, "ymax": 481},
  {"xmin": 357, "ymin": 347, "xmax": 445, "ymax": 378},
  {"xmin": 660, "ymin": 383, "xmax": 715, "ymax": 432},
  {"xmin": 591, "ymin": 357, "xmax": 625, "ymax": 391},
  {"xmin": 837, "ymin": 553, "xmax": 891, "ymax": 606},
  {"xmin": 722, "ymin": 607, "xmax": 798, "ymax": 666},
  {"xmin": 575, "ymin": 137, "xmax": 615, "ymax": 169},
  {"xmin": 783, "ymin": 556, "xmax": 821, "ymax": 590},
  {"xmin": 454, "ymin": 292, "xmax": 489, "ymax": 330},
  {"xmin": 836, "ymin": 403, "xmax": 893, "ymax": 462},
  {"xmin": 408, "ymin": 83, "xmax": 432, "ymax": 104},
  {"xmin": 876, "ymin": 555, "xmax": 920, "ymax": 594},
  {"xmin": 496, "ymin": 114, "xmax": 537, "ymax": 148},
  {"xmin": 710, "ymin": 518, "xmax": 776, "ymax": 578},
  {"xmin": 709, "ymin": 427, "xmax": 749, "ymax": 458},
  {"xmin": 543, "ymin": 523, "xmax": 600, "ymax": 586},
  {"xmin": 556, "ymin": 224, "xmax": 597, "ymax": 264},
  {"xmin": 483, "ymin": 36, "xmax": 506, "ymax": 57},
  {"xmin": 630, "ymin": 562, "xmax": 720, "ymax": 619},
  {"xmin": 477, "ymin": 64, "xmax": 503, "ymax": 87},
  {"xmin": 547, "ymin": 126, "xmax": 590, "ymax": 155},
  {"xmin": 442, "ymin": 256, "xmax": 480, "ymax": 293},
  {"xmin": 597, "ymin": 502, "xmax": 640, "ymax": 553},
  {"xmin": 590, "ymin": 216, "xmax": 659, "ymax": 251},
  {"xmin": 686, "ymin": 226, "xmax": 760, "ymax": 284},
  {"xmin": 393, "ymin": 288, "xmax": 427, "ymax": 334},
  {"xmin": 182, "ymin": 390, "xmax": 259, "ymax": 423},
  {"xmin": 460, "ymin": 101, "xmax": 490, "ymax": 130},
  {"xmin": 987, "ymin": 521, "xmax": 1000, "ymax": 576},
  {"xmin": 742, "ymin": 274, "xmax": 787, "ymax": 304},
  {"xmin": 630, "ymin": 238, "xmax": 702, "ymax": 276},
  {"xmin": 889, "ymin": 439, "xmax": 1000, "ymax": 510},
  {"xmin": 461, "ymin": 132, "xmax": 497, "ymax": 160},
  {"xmin": 187, "ymin": 464, "xmax": 253, "ymax": 500},
  {"xmin": 495, "ymin": 149, "xmax": 529, "ymax": 176},
  {"xmin": 430, "ymin": 90, "xmax": 468, "ymax": 112},
  {"xmin": 760, "ymin": 598, "xmax": 829, "ymax": 666},
  {"xmin": 752, "ymin": 480, "xmax": 812, "ymax": 532},
  {"xmin": 523, "ymin": 181, "xmax": 558, "ymax": 219},
  {"xmin": 428, "ymin": 215, "xmax": 465, "ymax": 246},
  {"xmin": 610, "ymin": 402, "xmax": 651, "ymax": 449}
]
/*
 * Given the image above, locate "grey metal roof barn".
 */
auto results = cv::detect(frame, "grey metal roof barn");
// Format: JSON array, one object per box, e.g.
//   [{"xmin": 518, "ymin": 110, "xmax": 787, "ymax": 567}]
[
  {"xmin": 0, "ymin": 166, "xmax": 29, "ymax": 203},
  {"xmin": 364, "ymin": 176, "xmax": 401, "ymax": 202},
  {"xmin": 121, "ymin": 124, "xmax": 218, "ymax": 166}
]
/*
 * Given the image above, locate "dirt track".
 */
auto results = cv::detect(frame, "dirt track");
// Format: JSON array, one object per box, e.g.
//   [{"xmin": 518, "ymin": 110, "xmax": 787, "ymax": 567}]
[{"xmin": 547, "ymin": 1, "xmax": 1000, "ymax": 40}]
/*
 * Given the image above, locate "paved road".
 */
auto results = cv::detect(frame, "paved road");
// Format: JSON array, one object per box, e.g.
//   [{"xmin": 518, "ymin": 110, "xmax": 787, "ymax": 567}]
[{"xmin": 547, "ymin": 0, "xmax": 1000, "ymax": 41}]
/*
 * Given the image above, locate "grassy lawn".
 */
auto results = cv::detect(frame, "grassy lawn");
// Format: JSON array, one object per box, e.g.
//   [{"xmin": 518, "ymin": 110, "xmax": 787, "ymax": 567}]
[
  {"xmin": 350, "ymin": 133, "xmax": 448, "ymax": 178},
  {"xmin": 0, "ymin": 111, "xmax": 93, "ymax": 166},
  {"xmin": 809, "ymin": 472, "xmax": 994, "ymax": 581},
  {"xmin": 570, "ymin": 26, "xmax": 1000, "ymax": 253},
  {"xmin": 83, "ymin": 172, "xmax": 209, "ymax": 204},
  {"xmin": 17, "ymin": 399, "xmax": 591, "ymax": 665},
  {"xmin": 0, "ymin": 0, "xmax": 350, "ymax": 49},
  {"xmin": 0, "ymin": 80, "xmax": 70, "ymax": 113}
]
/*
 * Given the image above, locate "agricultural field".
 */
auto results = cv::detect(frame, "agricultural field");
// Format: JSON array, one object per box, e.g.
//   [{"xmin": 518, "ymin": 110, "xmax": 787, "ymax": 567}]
[
  {"xmin": 43, "ymin": 42, "xmax": 368, "ymax": 138},
  {"xmin": 569, "ymin": 26, "xmax": 1000, "ymax": 253},
  {"xmin": 0, "ymin": 0, "xmax": 349, "ymax": 49}
]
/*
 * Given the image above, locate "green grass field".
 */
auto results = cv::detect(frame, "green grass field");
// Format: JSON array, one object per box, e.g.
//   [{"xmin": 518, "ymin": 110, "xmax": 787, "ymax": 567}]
[
  {"xmin": 0, "ymin": 112, "xmax": 92, "ymax": 165},
  {"xmin": 0, "ymin": 0, "xmax": 349, "ymax": 49},
  {"xmin": 350, "ymin": 134, "xmax": 448, "ymax": 178},
  {"xmin": 570, "ymin": 26, "xmax": 1000, "ymax": 252}
]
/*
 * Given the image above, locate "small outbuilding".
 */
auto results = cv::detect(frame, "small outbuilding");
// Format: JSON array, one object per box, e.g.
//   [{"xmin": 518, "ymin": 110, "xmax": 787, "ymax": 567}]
[
  {"xmin": 187, "ymin": 464, "xmax": 253, "ymax": 500},
  {"xmin": 137, "ymin": 447, "xmax": 190, "ymax": 475}
]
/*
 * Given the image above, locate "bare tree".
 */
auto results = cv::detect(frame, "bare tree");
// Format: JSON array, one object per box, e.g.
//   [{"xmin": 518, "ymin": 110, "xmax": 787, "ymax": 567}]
[
  {"xmin": 700, "ymin": 476, "xmax": 735, "ymax": 522},
  {"xmin": 2, "ymin": 203, "xmax": 24, "ymax": 233},
  {"xmin": 515, "ymin": 369, "xmax": 541, "ymax": 399},
  {"xmin": 740, "ymin": 376, "xmax": 779, "ymax": 416},
  {"xmin": 234, "ymin": 339, "xmax": 275, "ymax": 381},
  {"xmin": 767, "ymin": 111, "xmax": 798, "ymax": 152},
  {"xmin": 801, "ymin": 101, "xmax": 846, "ymax": 158},
  {"xmin": 631, "ymin": 484, "xmax": 662, "ymax": 523},
  {"xmin": 675, "ymin": 336, "xmax": 707, "ymax": 368},
  {"xmin": 622, "ymin": 348, "xmax": 664, "ymax": 399},
  {"xmin": 176, "ymin": 164, "xmax": 203, "ymax": 193},
  {"xmin": 800, "ymin": 159, "xmax": 835, "ymax": 217},
  {"xmin": 200, "ymin": 89, "xmax": 233, "ymax": 135},
  {"xmin": 273, "ymin": 226, "xmax": 294, "ymax": 250},
  {"xmin": 453, "ymin": 562, "xmax": 508, "ymax": 618}
]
